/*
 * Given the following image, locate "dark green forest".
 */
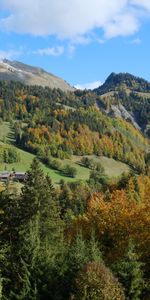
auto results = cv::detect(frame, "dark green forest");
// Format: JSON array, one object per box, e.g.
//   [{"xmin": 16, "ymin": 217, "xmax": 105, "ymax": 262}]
[{"xmin": 1, "ymin": 158, "xmax": 150, "ymax": 299}]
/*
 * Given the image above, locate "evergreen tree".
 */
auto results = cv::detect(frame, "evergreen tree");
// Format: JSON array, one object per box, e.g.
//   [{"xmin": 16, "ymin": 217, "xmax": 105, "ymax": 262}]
[
  {"xmin": 0, "ymin": 247, "xmax": 6, "ymax": 300},
  {"xmin": 65, "ymin": 232, "xmax": 102, "ymax": 299},
  {"xmin": 0, "ymin": 189, "xmax": 21, "ymax": 299},
  {"xmin": 0, "ymin": 158, "xmax": 66, "ymax": 299},
  {"xmin": 36, "ymin": 176, "xmax": 66, "ymax": 300},
  {"xmin": 20, "ymin": 158, "xmax": 46, "ymax": 222},
  {"xmin": 19, "ymin": 159, "xmax": 66, "ymax": 299},
  {"xmin": 112, "ymin": 241, "xmax": 144, "ymax": 300}
]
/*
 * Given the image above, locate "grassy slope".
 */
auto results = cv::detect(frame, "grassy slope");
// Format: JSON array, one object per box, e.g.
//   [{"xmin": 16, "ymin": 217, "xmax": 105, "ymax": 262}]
[
  {"xmin": 0, "ymin": 122, "xmax": 129, "ymax": 183},
  {"xmin": 0, "ymin": 122, "xmax": 89, "ymax": 183},
  {"xmin": 0, "ymin": 122, "xmax": 11, "ymax": 142},
  {"xmin": 65, "ymin": 155, "xmax": 129, "ymax": 178}
]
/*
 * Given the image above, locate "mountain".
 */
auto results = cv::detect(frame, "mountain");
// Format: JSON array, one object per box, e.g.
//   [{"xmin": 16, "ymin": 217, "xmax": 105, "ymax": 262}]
[
  {"xmin": 0, "ymin": 59, "xmax": 74, "ymax": 91},
  {"xmin": 94, "ymin": 72, "xmax": 150, "ymax": 95},
  {"xmin": 94, "ymin": 73, "xmax": 150, "ymax": 135},
  {"xmin": 0, "ymin": 79, "xmax": 147, "ymax": 174}
]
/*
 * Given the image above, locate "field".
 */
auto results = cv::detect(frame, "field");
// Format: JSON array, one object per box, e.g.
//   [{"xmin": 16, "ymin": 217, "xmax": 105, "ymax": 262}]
[
  {"xmin": 0, "ymin": 122, "xmax": 130, "ymax": 184},
  {"xmin": 65, "ymin": 155, "xmax": 129, "ymax": 178}
]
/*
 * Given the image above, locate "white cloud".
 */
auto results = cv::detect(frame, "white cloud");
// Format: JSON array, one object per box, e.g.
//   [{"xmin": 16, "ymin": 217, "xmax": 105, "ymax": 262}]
[
  {"xmin": 68, "ymin": 36, "xmax": 92, "ymax": 56},
  {"xmin": 131, "ymin": 0, "xmax": 150, "ymax": 11},
  {"xmin": 33, "ymin": 46, "xmax": 64, "ymax": 56},
  {"xmin": 75, "ymin": 81, "xmax": 102, "ymax": 90},
  {"xmin": 0, "ymin": 49, "xmax": 21, "ymax": 60},
  {"xmin": 104, "ymin": 13, "xmax": 139, "ymax": 38},
  {"xmin": 0, "ymin": 1, "xmax": 150, "ymax": 40},
  {"xmin": 130, "ymin": 37, "xmax": 141, "ymax": 44},
  {"xmin": 97, "ymin": 39, "xmax": 105, "ymax": 44}
]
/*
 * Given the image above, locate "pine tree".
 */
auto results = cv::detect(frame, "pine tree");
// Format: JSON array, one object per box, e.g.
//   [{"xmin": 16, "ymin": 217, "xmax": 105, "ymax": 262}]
[
  {"xmin": 18, "ymin": 159, "xmax": 66, "ymax": 299},
  {"xmin": 88, "ymin": 232, "xmax": 102, "ymax": 263},
  {"xmin": 12, "ymin": 158, "xmax": 45, "ymax": 299},
  {"xmin": 0, "ymin": 188, "xmax": 21, "ymax": 299},
  {"xmin": 65, "ymin": 231, "xmax": 102, "ymax": 299},
  {"xmin": 0, "ymin": 158, "xmax": 64, "ymax": 299},
  {"xmin": 112, "ymin": 241, "xmax": 144, "ymax": 300},
  {"xmin": 20, "ymin": 158, "xmax": 46, "ymax": 223},
  {"xmin": 0, "ymin": 247, "xmax": 6, "ymax": 300}
]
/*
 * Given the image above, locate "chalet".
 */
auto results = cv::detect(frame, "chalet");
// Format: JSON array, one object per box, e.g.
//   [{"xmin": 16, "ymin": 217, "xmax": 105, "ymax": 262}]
[
  {"xmin": 0, "ymin": 171, "xmax": 14, "ymax": 182},
  {"xmin": 0, "ymin": 171, "xmax": 27, "ymax": 182},
  {"xmin": 14, "ymin": 172, "xmax": 27, "ymax": 182}
]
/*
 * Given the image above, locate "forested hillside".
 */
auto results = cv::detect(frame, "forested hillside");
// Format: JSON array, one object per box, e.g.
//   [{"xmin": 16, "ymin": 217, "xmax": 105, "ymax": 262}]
[
  {"xmin": 1, "ymin": 158, "xmax": 150, "ymax": 299},
  {"xmin": 0, "ymin": 76, "xmax": 150, "ymax": 299},
  {"xmin": 0, "ymin": 80, "xmax": 148, "ymax": 172},
  {"xmin": 94, "ymin": 73, "xmax": 150, "ymax": 136}
]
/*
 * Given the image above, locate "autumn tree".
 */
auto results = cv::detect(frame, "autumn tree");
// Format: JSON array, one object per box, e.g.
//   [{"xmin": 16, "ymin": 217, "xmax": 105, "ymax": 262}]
[{"xmin": 72, "ymin": 261, "xmax": 125, "ymax": 300}]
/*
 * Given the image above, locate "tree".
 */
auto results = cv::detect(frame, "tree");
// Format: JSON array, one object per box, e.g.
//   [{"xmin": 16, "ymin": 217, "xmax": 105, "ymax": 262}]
[
  {"xmin": 112, "ymin": 241, "xmax": 144, "ymax": 300},
  {"xmin": 0, "ymin": 189, "xmax": 21, "ymax": 299},
  {"xmin": 0, "ymin": 158, "xmax": 66, "ymax": 299},
  {"xmin": 19, "ymin": 159, "xmax": 65, "ymax": 300},
  {"xmin": 66, "ymin": 232, "xmax": 102, "ymax": 299},
  {"xmin": 3, "ymin": 147, "xmax": 20, "ymax": 164},
  {"xmin": 89, "ymin": 169, "xmax": 108, "ymax": 190},
  {"xmin": 0, "ymin": 247, "xmax": 6, "ymax": 300},
  {"xmin": 63, "ymin": 164, "xmax": 77, "ymax": 178},
  {"xmin": 72, "ymin": 261, "xmax": 125, "ymax": 300}
]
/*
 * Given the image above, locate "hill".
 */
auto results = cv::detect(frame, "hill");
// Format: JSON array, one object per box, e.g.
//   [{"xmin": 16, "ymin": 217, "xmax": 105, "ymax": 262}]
[
  {"xmin": 0, "ymin": 59, "xmax": 74, "ymax": 91},
  {"xmin": 94, "ymin": 72, "xmax": 150, "ymax": 95},
  {"xmin": 0, "ymin": 122, "xmax": 130, "ymax": 184},
  {"xmin": 0, "ymin": 69, "xmax": 150, "ymax": 300},
  {"xmin": 94, "ymin": 73, "xmax": 150, "ymax": 135},
  {"xmin": 0, "ymin": 80, "xmax": 147, "ymax": 175}
]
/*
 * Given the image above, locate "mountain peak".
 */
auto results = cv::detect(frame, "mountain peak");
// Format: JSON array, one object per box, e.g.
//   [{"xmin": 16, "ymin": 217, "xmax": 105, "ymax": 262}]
[
  {"xmin": 94, "ymin": 72, "xmax": 150, "ymax": 95},
  {"xmin": 0, "ymin": 59, "xmax": 74, "ymax": 91}
]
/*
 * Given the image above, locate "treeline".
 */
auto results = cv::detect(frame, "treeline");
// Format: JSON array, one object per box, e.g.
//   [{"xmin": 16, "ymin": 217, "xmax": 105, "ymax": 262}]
[
  {"xmin": 0, "ymin": 81, "xmax": 95, "ymax": 121},
  {"xmin": 0, "ymin": 159, "xmax": 150, "ymax": 299}
]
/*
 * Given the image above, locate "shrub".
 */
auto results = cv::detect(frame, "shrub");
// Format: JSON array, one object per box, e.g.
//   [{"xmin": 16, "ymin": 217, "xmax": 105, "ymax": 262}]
[{"xmin": 63, "ymin": 164, "xmax": 77, "ymax": 178}]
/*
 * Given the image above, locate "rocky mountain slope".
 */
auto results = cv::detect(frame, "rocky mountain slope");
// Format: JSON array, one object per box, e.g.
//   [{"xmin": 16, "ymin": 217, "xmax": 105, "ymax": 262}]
[
  {"xmin": 94, "ymin": 73, "xmax": 150, "ymax": 135},
  {"xmin": 0, "ymin": 59, "xmax": 74, "ymax": 91}
]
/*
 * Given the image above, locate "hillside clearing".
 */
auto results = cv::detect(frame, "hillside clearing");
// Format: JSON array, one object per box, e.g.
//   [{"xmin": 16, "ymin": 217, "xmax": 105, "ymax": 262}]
[{"xmin": 0, "ymin": 122, "xmax": 130, "ymax": 183}]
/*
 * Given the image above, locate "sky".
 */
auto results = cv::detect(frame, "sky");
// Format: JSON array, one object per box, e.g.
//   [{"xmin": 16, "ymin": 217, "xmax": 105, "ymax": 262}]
[{"xmin": 0, "ymin": 0, "xmax": 150, "ymax": 89}]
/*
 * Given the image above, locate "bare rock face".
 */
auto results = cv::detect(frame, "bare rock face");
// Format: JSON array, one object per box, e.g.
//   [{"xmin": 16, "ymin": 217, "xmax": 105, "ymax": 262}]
[
  {"xmin": 110, "ymin": 104, "xmax": 141, "ymax": 130},
  {"xmin": 0, "ymin": 59, "xmax": 74, "ymax": 91},
  {"xmin": 94, "ymin": 73, "xmax": 150, "ymax": 132}
]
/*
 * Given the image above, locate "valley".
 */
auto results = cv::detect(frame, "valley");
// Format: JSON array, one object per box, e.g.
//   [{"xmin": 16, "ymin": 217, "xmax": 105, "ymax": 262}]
[
  {"xmin": 1, "ymin": 0, "xmax": 150, "ymax": 297},
  {"xmin": 0, "ymin": 64, "xmax": 150, "ymax": 300}
]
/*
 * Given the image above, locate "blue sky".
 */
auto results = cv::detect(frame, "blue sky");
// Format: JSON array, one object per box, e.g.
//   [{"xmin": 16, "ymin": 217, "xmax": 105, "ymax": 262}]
[{"xmin": 0, "ymin": 0, "xmax": 150, "ymax": 89}]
